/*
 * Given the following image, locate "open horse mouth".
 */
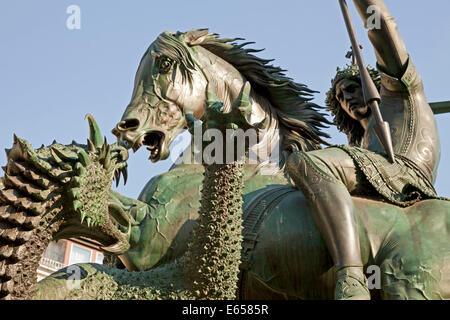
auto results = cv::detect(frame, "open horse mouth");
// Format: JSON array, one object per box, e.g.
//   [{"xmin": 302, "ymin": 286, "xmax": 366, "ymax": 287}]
[{"xmin": 132, "ymin": 131, "xmax": 165, "ymax": 163}]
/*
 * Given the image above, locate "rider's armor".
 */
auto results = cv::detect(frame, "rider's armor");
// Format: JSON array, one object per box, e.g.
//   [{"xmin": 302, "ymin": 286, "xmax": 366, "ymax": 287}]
[{"xmin": 337, "ymin": 58, "xmax": 441, "ymax": 206}]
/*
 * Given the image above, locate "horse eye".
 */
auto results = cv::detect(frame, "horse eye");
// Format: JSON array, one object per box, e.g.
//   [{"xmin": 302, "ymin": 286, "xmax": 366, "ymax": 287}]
[{"xmin": 158, "ymin": 58, "xmax": 173, "ymax": 74}]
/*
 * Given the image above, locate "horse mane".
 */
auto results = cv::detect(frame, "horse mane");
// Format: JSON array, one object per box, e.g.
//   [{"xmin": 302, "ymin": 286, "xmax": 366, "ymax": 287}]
[{"xmin": 153, "ymin": 29, "xmax": 332, "ymax": 152}]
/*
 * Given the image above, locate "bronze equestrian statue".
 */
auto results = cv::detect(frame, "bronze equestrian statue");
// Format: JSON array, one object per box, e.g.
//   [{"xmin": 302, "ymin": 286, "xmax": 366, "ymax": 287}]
[{"xmin": 1, "ymin": 0, "xmax": 450, "ymax": 300}]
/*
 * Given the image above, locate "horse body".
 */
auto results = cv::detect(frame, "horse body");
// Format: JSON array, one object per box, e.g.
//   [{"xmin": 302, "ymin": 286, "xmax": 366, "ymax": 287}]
[
  {"xmin": 120, "ymin": 163, "xmax": 289, "ymax": 271},
  {"xmin": 116, "ymin": 163, "xmax": 450, "ymax": 300},
  {"xmin": 241, "ymin": 186, "xmax": 450, "ymax": 299}
]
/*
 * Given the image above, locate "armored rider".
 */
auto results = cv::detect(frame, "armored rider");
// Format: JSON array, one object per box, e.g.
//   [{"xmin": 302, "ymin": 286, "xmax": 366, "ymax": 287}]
[{"xmin": 286, "ymin": 0, "xmax": 440, "ymax": 299}]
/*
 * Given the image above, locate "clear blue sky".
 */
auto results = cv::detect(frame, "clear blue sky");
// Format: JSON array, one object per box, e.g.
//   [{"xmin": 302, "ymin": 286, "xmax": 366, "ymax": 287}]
[{"xmin": 1, "ymin": 1, "xmax": 450, "ymax": 199}]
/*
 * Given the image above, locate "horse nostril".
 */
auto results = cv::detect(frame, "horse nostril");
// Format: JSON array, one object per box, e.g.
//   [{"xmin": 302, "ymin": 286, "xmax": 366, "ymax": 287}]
[{"xmin": 117, "ymin": 119, "xmax": 140, "ymax": 131}]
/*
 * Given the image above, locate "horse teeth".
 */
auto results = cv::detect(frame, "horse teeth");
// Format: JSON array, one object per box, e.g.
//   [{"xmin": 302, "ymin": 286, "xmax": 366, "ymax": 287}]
[{"xmin": 149, "ymin": 148, "xmax": 159, "ymax": 161}]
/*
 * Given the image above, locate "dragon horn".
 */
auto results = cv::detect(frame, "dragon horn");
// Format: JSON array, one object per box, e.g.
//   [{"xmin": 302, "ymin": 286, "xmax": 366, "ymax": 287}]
[
  {"xmin": 103, "ymin": 144, "xmax": 111, "ymax": 170},
  {"xmin": 77, "ymin": 149, "xmax": 91, "ymax": 166},
  {"xmin": 87, "ymin": 139, "xmax": 96, "ymax": 153},
  {"xmin": 99, "ymin": 137, "xmax": 108, "ymax": 161},
  {"xmin": 53, "ymin": 147, "xmax": 78, "ymax": 162},
  {"xmin": 85, "ymin": 114, "xmax": 103, "ymax": 148},
  {"xmin": 80, "ymin": 211, "xmax": 86, "ymax": 223}
]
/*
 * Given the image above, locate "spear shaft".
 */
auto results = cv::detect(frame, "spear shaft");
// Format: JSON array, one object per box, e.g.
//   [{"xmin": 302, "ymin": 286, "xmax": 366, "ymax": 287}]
[{"xmin": 338, "ymin": 0, "xmax": 395, "ymax": 163}]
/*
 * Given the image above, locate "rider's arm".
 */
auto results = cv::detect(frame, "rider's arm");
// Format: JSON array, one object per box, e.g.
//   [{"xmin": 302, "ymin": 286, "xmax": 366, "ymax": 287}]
[{"xmin": 353, "ymin": 0, "xmax": 409, "ymax": 79}]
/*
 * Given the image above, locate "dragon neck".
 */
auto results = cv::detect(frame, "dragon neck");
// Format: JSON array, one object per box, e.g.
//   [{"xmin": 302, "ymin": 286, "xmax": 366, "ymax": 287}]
[{"xmin": 182, "ymin": 160, "xmax": 244, "ymax": 299}]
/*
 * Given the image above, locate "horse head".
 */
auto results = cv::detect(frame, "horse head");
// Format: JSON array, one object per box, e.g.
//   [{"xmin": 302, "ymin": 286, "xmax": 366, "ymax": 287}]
[{"xmin": 113, "ymin": 28, "xmax": 331, "ymax": 165}]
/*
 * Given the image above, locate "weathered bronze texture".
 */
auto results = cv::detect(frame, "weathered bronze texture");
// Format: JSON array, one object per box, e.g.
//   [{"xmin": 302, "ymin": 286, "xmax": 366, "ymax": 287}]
[
  {"xmin": 287, "ymin": 0, "xmax": 443, "ymax": 299},
  {"xmin": 0, "ymin": 0, "xmax": 449, "ymax": 300}
]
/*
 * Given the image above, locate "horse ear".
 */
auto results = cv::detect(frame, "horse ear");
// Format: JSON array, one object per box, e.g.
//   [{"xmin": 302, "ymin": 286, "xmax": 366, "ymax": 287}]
[{"xmin": 185, "ymin": 28, "xmax": 210, "ymax": 46}]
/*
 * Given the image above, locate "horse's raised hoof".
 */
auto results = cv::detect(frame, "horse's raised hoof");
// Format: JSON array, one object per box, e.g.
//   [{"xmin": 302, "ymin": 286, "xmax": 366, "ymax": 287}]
[{"xmin": 335, "ymin": 267, "xmax": 370, "ymax": 300}]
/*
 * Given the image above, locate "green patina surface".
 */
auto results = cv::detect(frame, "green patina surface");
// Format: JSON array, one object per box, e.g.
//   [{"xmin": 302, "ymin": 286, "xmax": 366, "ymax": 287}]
[
  {"xmin": 36, "ymin": 161, "xmax": 246, "ymax": 300},
  {"xmin": 36, "ymin": 83, "xmax": 254, "ymax": 300},
  {"xmin": 0, "ymin": 115, "xmax": 130, "ymax": 299},
  {"xmin": 34, "ymin": 173, "xmax": 450, "ymax": 300},
  {"xmin": 1, "ymin": 26, "xmax": 450, "ymax": 300}
]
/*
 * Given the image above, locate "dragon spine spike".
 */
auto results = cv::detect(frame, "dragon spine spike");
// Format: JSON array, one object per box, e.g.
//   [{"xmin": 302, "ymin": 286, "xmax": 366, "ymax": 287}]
[
  {"xmin": 8, "ymin": 161, "xmax": 49, "ymax": 188},
  {"xmin": 103, "ymin": 145, "xmax": 111, "ymax": 170},
  {"xmin": 87, "ymin": 139, "xmax": 96, "ymax": 153},
  {"xmin": 72, "ymin": 177, "xmax": 82, "ymax": 188},
  {"xmin": 51, "ymin": 147, "xmax": 78, "ymax": 162},
  {"xmin": 85, "ymin": 114, "xmax": 103, "ymax": 148},
  {"xmin": 49, "ymin": 147, "xmax": 63, "ymax": 165},
  {"xmin": 98, "ymin": 137, "xmax": 108, "ymax": 161},
  {"xmin": 74, "ymin": 162, "xmax": 86, "ymax": 176},
  {"xmin": 3, "ymin": 174, "xmax": 49, "ymax": 201},
  {"xmin": 70, "ymin": 188, "xmax": 81, "ymax": 200},
  {"xmin": 73, "ymin": 200, "xmax": 82, "ymax": 213},
  {"xmin": 77, "ymin": 149, "xmax": 90, "ymax": 167},
  {"xmin": 80, "ymin": 211, "xmax": 86, "ymax": 223},
  {"xmin": 8, "ymin": 142, "xmax": 25, "ymax": 161}
]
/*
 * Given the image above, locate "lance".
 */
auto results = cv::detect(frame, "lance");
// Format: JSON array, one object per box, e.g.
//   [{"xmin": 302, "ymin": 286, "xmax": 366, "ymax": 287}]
[
  {"xmin": 338, "ymin": 0, "xmax": 395, "ymax": 163},
  {"xmin": 430, "ymin": 101, "xmax": 450, "ymax": 115}
]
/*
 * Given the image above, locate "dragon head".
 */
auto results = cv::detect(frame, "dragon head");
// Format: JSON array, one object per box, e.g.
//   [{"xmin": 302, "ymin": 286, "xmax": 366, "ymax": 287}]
[{"xmin": 5, "ymin": 115, "xmax": 134, "ymax": 255}]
